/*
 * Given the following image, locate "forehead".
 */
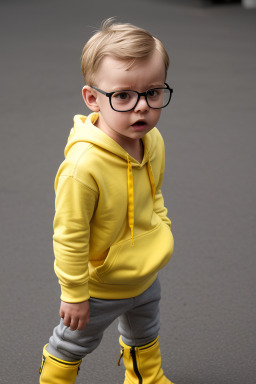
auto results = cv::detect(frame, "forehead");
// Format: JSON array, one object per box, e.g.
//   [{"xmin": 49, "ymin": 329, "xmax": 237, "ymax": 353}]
[{"xmin": 95, "ymin": 50, "xmax": 166, "ymax": 90}]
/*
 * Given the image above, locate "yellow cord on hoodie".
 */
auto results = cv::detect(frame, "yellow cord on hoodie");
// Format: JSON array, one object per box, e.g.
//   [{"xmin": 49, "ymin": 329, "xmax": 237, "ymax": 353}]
[
  {"xmin": 127, "ymin": 157, "xmax": 135, "ymax": 246},
  {"xmin": 147, "ymin": 161, "xmax": 156, "ymax": 203},
  {"xmin": 127, "ymin": 158, "xmax": 156, "ymax": 246}
]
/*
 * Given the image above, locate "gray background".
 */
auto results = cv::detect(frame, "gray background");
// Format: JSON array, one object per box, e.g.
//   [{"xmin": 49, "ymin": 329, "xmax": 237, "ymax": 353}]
[{"xmin": 0, "ymin": 1, "xmax": 255, "ymax": 383}]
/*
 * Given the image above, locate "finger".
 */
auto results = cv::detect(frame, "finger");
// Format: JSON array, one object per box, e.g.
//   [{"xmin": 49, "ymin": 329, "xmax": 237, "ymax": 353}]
[
  {"xmin": 77, "ymin": 310, "xmax": 90, "ymax": 331},
  {"xmin": 69, "ymin": 317, "xmax": 79, "ymax": 331},
  {"xmin": 63, "ymin": 314, "xmax": 71, "ymax": 328},
  {"xmin": 77, "ymin": 318, "xmax": 88, "ymax": 331},
  {"xmin": 59, "ymin": 308, "xmax": 64, "ymax": 318}
]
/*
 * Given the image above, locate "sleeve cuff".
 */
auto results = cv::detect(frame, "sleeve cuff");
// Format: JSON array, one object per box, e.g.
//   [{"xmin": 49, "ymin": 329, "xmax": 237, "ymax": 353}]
[{"xmin": 60, "ymin": 283, "xmax": 90, "ymax": 303}]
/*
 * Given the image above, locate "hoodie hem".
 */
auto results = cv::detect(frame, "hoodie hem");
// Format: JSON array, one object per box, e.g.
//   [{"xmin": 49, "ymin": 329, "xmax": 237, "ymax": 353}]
[{"xmin": 88, "ymin": 274, "xmax": 158, "ymax": 300}]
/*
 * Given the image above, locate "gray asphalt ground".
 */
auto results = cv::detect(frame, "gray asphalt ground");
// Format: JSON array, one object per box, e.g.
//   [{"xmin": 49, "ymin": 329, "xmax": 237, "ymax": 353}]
[{"xmin": 0, "ymin": 1, "xmax": 255, "ymax": 383}]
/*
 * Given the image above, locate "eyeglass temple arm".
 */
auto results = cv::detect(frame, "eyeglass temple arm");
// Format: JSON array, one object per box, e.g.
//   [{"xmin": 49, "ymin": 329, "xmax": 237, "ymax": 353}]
[{"xmin": 91, "ymin": 86, "xmax": 112, "ymax": 97}]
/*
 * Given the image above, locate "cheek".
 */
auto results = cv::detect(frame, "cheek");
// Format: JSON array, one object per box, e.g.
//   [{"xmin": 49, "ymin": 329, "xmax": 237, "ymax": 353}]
[
  {"xmin": 98, "ymin": 100, "xmax": 116, "ymax": 121},
  {"xmin": 99, "ymin": 108, "xmax": 128, "ymax": 130},
  {"xmin": 151, "ymin": 110, "xmax": 162, "ymax": 124},
  {"xmin": 109, "ymin": 111, "xmax": 130, "ymax": 125}
]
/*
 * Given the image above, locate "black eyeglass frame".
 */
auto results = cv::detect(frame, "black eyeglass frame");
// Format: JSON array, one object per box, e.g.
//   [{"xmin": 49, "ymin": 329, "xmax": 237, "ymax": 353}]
[{"xmin": 91, "ymin": 83, "xmax": 173, "ymax": 112}]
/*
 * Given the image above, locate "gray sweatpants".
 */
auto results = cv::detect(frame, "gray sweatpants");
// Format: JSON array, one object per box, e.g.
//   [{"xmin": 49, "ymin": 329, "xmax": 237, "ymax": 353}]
[{"xmin": 47, "ymin": 278, "xmax": 161, "ymax": 362}]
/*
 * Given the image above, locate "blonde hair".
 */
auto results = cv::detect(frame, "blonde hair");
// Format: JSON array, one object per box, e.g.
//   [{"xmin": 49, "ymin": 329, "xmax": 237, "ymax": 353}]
[{"xmin": 81, "ymin": 18, "xmax": 169, "ymax": 85}]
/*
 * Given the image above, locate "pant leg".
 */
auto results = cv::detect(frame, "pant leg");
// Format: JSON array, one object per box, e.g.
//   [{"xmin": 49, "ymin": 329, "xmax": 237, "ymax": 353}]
[
  {"xmin": 118, "ymin": 277, "xmax": 161, "ymax": 346},
  {"xmin": 48, "ymin": 296, "xmax": 134, "ymax": 361}
]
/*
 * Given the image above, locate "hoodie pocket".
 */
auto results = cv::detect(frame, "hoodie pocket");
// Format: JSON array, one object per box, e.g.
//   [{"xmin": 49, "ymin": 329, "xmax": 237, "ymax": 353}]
[{"xmin": 92, "ymin": 223, "xmax": 173, "ymax": 285}]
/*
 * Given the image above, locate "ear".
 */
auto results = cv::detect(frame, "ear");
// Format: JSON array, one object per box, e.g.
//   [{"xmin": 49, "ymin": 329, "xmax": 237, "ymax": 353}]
[{"xmin": 82, "ymin": 86, "xmax": 100, "ymax": 112}]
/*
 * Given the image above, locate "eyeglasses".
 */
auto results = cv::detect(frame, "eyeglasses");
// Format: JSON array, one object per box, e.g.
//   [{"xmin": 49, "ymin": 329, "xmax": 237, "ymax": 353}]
[{"xmin": 91, "ymin": 83, "xmax": 173, "ymax": 112}]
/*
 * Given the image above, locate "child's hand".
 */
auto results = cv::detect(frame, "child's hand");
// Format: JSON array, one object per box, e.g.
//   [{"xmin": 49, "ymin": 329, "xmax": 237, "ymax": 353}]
[{"xmin": 59, "ymin": 300, "xmax": 90, "ymax": 331}]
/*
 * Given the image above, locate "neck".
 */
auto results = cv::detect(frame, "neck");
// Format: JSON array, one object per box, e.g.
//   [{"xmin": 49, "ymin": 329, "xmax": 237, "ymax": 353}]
[{"xmin": 126, "ymin": 139, "xmax": 144, "ymax": 163}]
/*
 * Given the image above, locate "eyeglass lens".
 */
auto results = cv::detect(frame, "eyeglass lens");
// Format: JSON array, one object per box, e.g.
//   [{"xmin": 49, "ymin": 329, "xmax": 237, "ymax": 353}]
[{"xmin": 111, "ymin": 88, "xmax": 171, "ymax": 111}]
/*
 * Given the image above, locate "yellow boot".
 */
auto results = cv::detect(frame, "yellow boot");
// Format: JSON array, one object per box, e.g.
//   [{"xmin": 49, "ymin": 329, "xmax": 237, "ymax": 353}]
[
  {"xmin": 39, "ymin": 344, "xmax": 81, "ymax": 384},
  {"xmin": 119, "ymin": 336, "xmax": 175, "ymax": 384}
]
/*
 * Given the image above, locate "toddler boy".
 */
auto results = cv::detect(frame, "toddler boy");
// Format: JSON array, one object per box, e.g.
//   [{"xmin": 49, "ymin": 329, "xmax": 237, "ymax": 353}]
[{"xmin": 39, "ymin": 19, "xmax": 175, "ymax": 384}]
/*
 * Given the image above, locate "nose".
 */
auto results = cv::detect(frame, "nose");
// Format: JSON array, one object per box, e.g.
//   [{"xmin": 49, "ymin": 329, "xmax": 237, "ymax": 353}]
[{"xmin": 134, "ymin": 95, "xmax": 149, "ymax": 113}]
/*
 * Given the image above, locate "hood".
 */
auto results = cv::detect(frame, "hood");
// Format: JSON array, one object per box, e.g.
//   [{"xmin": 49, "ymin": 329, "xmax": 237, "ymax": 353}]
[
  {"xmin": 65, "ymin": 113, "xmax": 157, "ymax": 245},
  {"xmin": 65, "ymin": 113, "xmax": 156, "ymax": 166}
]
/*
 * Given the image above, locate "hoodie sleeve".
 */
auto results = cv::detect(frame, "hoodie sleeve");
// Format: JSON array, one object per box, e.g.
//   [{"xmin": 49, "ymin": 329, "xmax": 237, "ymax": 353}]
[
  {"xmin": 53, "ymin": 175, "xmax": 98, "ymax": 303},
  {"xmin": 153, "ymin": 135, "xmax": 172, "ymax": 229}
]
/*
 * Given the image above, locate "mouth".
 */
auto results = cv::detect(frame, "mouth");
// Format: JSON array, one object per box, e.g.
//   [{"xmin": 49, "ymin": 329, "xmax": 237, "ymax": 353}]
[{"xmin": 132, "ymin": 120, "xmax": 147, "ymax": 128}]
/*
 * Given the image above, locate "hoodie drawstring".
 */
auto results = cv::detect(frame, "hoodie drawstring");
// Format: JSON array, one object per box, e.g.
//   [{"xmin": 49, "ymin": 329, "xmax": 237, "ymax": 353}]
[
  {"xmin": 147, "ymin": 161, "xmax": 156, "ymax": 204},
  {"xmin": 127, "ymin": 157, "xmax": 135, "ymax": 246},
  {"xmin": 127, "ymin": 157, "xmax": 156, "ymax": 246}
]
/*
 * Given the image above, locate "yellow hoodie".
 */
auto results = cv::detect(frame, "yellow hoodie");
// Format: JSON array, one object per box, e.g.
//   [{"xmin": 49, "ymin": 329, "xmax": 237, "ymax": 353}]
[{"xmin": 53, "ymin": 113, "xmax": 174, "ymax": 302}]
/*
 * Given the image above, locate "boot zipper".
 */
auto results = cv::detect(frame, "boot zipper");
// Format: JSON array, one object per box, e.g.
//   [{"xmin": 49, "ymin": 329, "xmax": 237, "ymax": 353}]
[
  {"xmin": 130, "ymin": 347, "xmax": 142, "ymax": 384},
  {"xmin": 118, "ymin": 338, "xmax": 158, "ymax": 382},
  {"xmin": 118, "ymin": 347, "xmax": 124, "ymax": 366},
  {"xmin": 117, "ymin": 346, "xmax": 142, "ymax": 383},
  {"xmin": 39, "ymin": 355, "xmax": 46, "ymax": 375}
]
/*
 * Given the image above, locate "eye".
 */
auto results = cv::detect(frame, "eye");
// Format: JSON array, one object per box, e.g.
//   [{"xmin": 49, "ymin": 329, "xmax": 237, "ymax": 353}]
[
  {"xmin": 113, "ymin": 92, "xmax": 130, "ymax": 100},
  {"xmin": 147, "ymin": 89, "xmax": 160, "ymax": 98}
]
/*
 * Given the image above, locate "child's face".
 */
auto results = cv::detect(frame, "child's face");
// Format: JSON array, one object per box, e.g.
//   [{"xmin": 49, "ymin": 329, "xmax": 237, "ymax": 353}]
[{"xmin": 83, "ymin": 50, "xmax": 166, "ymax": 148}]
